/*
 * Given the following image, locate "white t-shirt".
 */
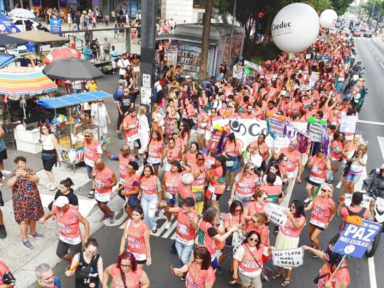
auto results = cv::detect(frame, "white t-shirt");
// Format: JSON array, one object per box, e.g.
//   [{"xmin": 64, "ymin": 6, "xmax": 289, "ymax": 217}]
[
  {"xmin": 91, "ymin": 104, "xmax": 108, "ymax": 128},
  {"xmin": 350, "ymin": 153, "xmax": 367, "ymax": 173},
  {"xmin": 233, "ymin": 245, "xmax": 269, "ymax": 277},
  {"xmin": 118, "ymin": 58, "xmax": 130, "ymax": 75},
  {"xmin": 257, "ymin": 174, "xmax": 282, "ymax": 186}
]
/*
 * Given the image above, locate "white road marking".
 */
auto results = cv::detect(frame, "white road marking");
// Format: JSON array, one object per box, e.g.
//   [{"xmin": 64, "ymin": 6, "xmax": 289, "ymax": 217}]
[
  {"xmin": 357, "ymin": 119, "xmax": 384, "ymax": 125},
  {"xmin": 363, "ymin": 38, "xmax": 366, "ymax": 41},
  {"xmin": 380, "ymin": 62, "xmax": 384, "ymax": 69},
  {"xmin": 369, "ymin": 257, "xmax": 377, "ymax": 288}
]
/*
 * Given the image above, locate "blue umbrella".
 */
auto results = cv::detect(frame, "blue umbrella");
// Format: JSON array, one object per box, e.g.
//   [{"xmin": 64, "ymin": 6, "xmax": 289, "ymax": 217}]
[{"xmin": 0, "ymin": 52, "xmax": 15, "ymax": 68}]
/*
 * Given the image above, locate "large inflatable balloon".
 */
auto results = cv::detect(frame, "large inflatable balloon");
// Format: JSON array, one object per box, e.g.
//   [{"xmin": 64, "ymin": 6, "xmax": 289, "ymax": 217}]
[
  {"xmin": 320, "ymin": 9, "xmax": 338, "ymax": 28},
  {"xmin": 272, "ymin": 3, "xmax": 319, "ymax": 53}
]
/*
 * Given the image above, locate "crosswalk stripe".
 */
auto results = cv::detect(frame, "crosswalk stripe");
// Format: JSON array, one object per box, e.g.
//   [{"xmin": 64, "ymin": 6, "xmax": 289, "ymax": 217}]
[{"xmin": 372, "ymin": 38, "xmax": 376, "ymax": 42}]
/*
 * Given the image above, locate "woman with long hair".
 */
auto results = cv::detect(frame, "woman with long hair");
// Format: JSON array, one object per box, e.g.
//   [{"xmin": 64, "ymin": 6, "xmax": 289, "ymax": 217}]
[
  {"xmin": 117, "ymin": 161, "xmax": 140, "ymax": 218},
  {"xmin": 329, "ymin": 131, "xmax": 344, "ymax": 183},
  {"xmin": 103, "ymin": 251, "xmax": 150, "ymax": 288},
  {"xmin": 183, "ymin": 142, "xmax": 199, "ymax": 167},
  {"xmin": 151, "ymin": 103, "xmax": 164, "ymax": 135},
  {"xmin": 206, "ymin": 155, "xmax": 227, "ymax": 215},
  {"xmin": 65, "ymin": 238, "xmax": 104, "ymax": 288},
  {"xmin": 179, "ymin": 120, "xmax": 191, "ymax": 154},
  {"xmin": 232, "ymin": 231, "xmax": 275, "ymax": 287},
  {"xmin": 119, "ymin": 206, "xmax": 151, "ymax": 268},
  {"xmin": 222, "ymin": 132, "xmax": 242, "ymax": 191},
  {"xmin": 172, "ymin": 247, "xmax": 216, "ymax": 288},
  {"xmin": 131, "ymin": 54, "xmax": 141, "ymax": 86},
  {"xmin": 137, "ymin": 105, "xmax": 150, "ymax": 155},
  {"xmin": 273, "ymin": 200, "xmax": 306, "ymax": 287},
  {"xmin": 230, "ymin": 162, "xmax": 259, "ymax": 208},
  {"xmin": 164, "ymin": 99, "xmax": 179, "ymax": 143},
  {"xmin": 161, "ymin": 138, "xmax": 182, "ymax": 171},
  {"xmin": 305, "ymin": 184, "xmax": 336, "ymax": 257},
  {"xmin": 144, "ymin": 130, "xmax": 163, "ymax": 176},
  {"xmin": 39, "ymin": 123, "xmax": 62, "ymax": 190},
  {"xmin": 244, "ymin": 190, "xmax": 268, "ymax": 229},
  {"xmin": 161, "ymin": 161, "xmax": 183, "ymax": 228},
  {"xmin": 248, "ymin": 212, "xmax": 269, "ymax": 246},
  {"xmin": 138, "ymin": 165, "xmax": 162, "ymax": 233},
  {"xmin": 217, "ymin": 200, "xmax": 246, "ymax": 275}
]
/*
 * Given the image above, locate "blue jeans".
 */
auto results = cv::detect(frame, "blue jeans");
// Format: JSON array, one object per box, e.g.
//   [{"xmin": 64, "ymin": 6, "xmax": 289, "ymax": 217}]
[
  {"xmin": 141, "ymin": 193, "xmax": 158, "ymax": 230},
  {"xmin": 175, "ymin": 240, "xmax": 194, "ymax": 266}
]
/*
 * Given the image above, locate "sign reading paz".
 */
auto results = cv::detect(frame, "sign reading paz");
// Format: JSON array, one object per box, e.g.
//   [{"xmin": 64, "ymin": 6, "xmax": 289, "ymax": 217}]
[
  {"xmin": 264, "ymin": 202, "xmax": 288, "ymax": 226},
  {"xmin": 272, "ymin": 248, "xmax": 304, "ymax": 268},
  {"xmin": 339, "ymin": 115, "xmax": 357, "ymax": 133},
  {"xmin": 333, "ymin": 219, "xmax": 382, "ymax": 258}
]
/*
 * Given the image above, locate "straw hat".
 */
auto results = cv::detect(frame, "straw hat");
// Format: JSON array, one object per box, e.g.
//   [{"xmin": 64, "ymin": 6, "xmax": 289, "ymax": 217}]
[{"xmin": 170, "ymin": 81, "xmax": 179, "ymax": 88}]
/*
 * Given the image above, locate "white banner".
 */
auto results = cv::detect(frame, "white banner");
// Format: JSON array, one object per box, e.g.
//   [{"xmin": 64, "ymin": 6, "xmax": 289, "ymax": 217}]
[
  {"xmin": 309, "ymin": 71, "xmax": 319, "ymax": 88},
  {"xmin": 244, "ymin": 60, "xmax": 262, "ymax": 72},
  {"xmin": 212, "ymin": 119, "xmax": 307, "ymax": 151},
  {"xmin": 344, "ymin": 193, "xmax": 372, "ymax": 209},
  {"xmin": 264, "ymin": 202, "xmax": 289, "ymax": 226},
  {"xmin": 272, "ymin": 248, "xmax": 304, "ymax": 268}
]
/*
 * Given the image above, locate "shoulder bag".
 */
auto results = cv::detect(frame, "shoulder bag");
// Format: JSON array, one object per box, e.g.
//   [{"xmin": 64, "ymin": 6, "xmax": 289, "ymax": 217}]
[
  {"xmin": 120, "ymin": 267, "xmax": 128, "ymax": 288},
  {"xmin": 245, "ymin": 244, "xmax": 273, "ymax": 283}
]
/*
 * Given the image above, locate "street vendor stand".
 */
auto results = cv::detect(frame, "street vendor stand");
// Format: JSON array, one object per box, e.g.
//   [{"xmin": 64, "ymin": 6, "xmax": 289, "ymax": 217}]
[{"xmin": 37, "ymin": 91, "xmax": 112, "ymax": 172}]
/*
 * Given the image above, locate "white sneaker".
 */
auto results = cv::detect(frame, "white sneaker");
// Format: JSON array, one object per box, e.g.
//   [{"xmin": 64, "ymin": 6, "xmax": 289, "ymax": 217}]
[
  {"xmin": 45, "ymin": 183, "xmax": 51, "ymax": 189},
  {"xmin": 49, "ymin": 183, "xmax": 57, "ymax": 191},
  {"xmin": 304, "ymin": 197, "xmax": 312, "ymax": 203},
  {"xmin": 1, "ymin": 170, "xmax": 11, "ymax": 175},
  {"xmin": 88, "ymin": 190, "xmax": 94, "ymax": 198},
  {"xmin": 165, "ymin": 221, "xmax": 171, "ymax": 229},
  {"xmin": 336, "ymin": 182, "xmax": 342, "ymax": 189}
]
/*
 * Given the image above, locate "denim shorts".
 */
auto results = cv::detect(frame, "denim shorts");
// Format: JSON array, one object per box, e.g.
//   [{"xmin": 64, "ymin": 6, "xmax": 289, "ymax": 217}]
[
  {"xmin": 226, "ymin": 156, "xmax": 239, "ymax": 172},
  {"xmin": 86, "ymin": 164, "xmax": 93, "ymax": 180},
  {"xmin": 165, "ymin": 193, "xmax": 176, "ymax": 205},
  {"xmin": 345, "ymin": 172, "xmax": 362, "ymax": 183}
]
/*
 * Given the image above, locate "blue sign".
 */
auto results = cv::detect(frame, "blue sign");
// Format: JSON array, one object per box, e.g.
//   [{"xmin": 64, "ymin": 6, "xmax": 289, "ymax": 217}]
[
  {"xmin": 50, "ymin": 19, "xmax": 62, "ymax": 37},
  {"xmin": 333, "ymin": 219, "xmax": 382, "ymax": 258},
  {"xmin": 0, "ymin": 12, "xmax": 21, "ymax": 33},
  {"xmin": 0, "ymin": 0, "xmax": 4, "ymax": 11},
  {"xmin": 339, "ymin": 115, "xmax": 357, "ymax": 133}
]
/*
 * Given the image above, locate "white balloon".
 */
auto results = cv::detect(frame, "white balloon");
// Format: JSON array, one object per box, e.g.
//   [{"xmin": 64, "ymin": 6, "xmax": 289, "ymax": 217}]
[
  {"xmin": 320, "ymin": 9, "xmax": 338, "ymax": 28},
  {"xmin": 272, "ymin": 3, "xmax": 319, "ymax": 53}
]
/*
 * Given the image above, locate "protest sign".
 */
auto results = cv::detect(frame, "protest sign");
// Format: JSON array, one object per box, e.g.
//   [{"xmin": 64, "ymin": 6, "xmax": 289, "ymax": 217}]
[
  {"xmin": 272, "ymin": 248, "xmax": 304, "ymax": 268},
  {"xmin": 244, "ymin": 60, "xmax": 262, "ymax": 72},
  {"xmin": 50, "ymin": 19, "xmax": 62, "ymax": 37},
  {"xmin": 264, "ymin": 202, "xmax": 289, "ymax": 226},
  {"xmin": 344, "ymin": 193, "xmax": 371, "ymax": 209},
  {"xmin": 300, "ymin": 85, "xmax": 310, "ymax": 91},
  {"xmin": 208, "ymin": 130, "xmax": 223, "ymax": 151},
  {"xmin": 309, "ymin": 72, "xmax": 319, "ymax": 88},
  {"xmin": 333, "ymin": 219, "xmax": 382, "ymax": 258},
  {"xmin": 340, "ymin": 115, "xmax": 357, "ymax": 133},
  {"xmin": 308, "ymin": 122, "xmax": 323, "ymax": 142},
  {"xmin": 212, "ymin": 119, "xmax": 307, "ymax": 151},
  {"xmin": 268, "ymin": 117, "xmax": 286, "ymax": 138}
]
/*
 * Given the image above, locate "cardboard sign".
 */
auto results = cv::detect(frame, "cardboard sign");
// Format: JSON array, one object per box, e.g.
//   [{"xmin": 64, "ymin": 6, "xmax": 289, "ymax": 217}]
[
  {"xmin": 143, "ymin": 74, "xmax": 151, "ymax": 88},
  {"xmin": 344, "ymin": 193, "xmax": 372, "ymax": 209},
  {"xmin": 309, "ymin": 72, "xmax": 319, "ymax": 88},
  {"xmin": 308, "ymin": 122, "xmax": 323, "ymax": 142},
  {"xmin": 333, "ymin": 219, "xmax": 382, "ymax": 258},
  {"xmin": 272, "ymin": 248, "xmax": 304, "ymax": 268},
  {"xmin": 300, "ymin": 85, "xmax": 310, "ymax": 91},
  {"xmin": 140, "ymin": 87, "xmax": 151, "ymax": 105},
  {"xmin": 340, "ymin": 115, "xmax": 357, "ymax": 133},
  {"xmin": 264, "ymin": 202, "xmax": 289, "ymax": 226},
  {"xmin": 268, "ymin": 117, "xmax": 286, "ymax": 138},
  {"xmin": 351, "ymin": 81, "xmax": 363, "ymax": 96}
]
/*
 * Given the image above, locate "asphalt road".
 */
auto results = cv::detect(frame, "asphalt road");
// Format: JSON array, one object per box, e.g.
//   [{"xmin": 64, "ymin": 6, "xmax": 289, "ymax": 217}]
[{"xmin": 50, "ymin": 39, "xmax": 384, "ymax": 287}]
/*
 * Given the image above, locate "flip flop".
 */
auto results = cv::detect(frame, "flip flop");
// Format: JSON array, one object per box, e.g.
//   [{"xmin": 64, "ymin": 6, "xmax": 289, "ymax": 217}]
[{"xmin": 281, "ymin": 279, "xmax": 291, "ymax": 287}]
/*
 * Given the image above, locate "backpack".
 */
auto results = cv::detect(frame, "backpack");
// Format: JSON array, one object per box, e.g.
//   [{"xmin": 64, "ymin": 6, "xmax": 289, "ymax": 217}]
[{"xmin": 113, "ymin": 87, "xmax": 123, "ymax": 101}]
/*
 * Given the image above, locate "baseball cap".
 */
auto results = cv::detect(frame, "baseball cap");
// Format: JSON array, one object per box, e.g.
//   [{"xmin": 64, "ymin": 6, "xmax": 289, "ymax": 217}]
[
  {"xmin": 216, "ymin": 75, "xmax": 222, "ymax": 80},
  {"xmin": 93, "ymin": 38, "xmax": 97, "ymax": 40},
  {"xmin": 184, "ymin": 197, "xmax": 195, "ymax": 207},
  {"xmin": 185, "ymin": 75, "xmax": 191, "ymax": 79},
  {"xmin": 54, "ymin": 196, "xmax": 69, "ymax": 208},
  {"xmin": 118, "ymin": 79, "xmax": 125, "ymax": 84}
]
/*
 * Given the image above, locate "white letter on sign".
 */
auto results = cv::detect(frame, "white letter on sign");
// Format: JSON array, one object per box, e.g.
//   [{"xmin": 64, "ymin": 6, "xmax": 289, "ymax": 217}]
[
  {"xmin": 362, "ymin": 229, "xmax": 376, "ymax": 242},
  {"xmin": 344, "ymin": 225, "xmax": 358, "ymax": 236}
]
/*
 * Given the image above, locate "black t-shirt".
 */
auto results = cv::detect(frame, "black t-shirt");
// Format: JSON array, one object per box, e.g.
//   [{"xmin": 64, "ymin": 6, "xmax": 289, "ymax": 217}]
[
  {"xmin": 54, "ymin": 189, "xmax": 79, "ymax": 206},
  {"xmin": 208, "ymin": 227, "xmax": 218, "ymax": 237},
  {"xmin": 91, "ymin": 43, "xmax": 97, "ymax": 53},
  {"xmin": 219, "ymin": 63, "xmax": 227, "ymax": 75},
  {"xmin": 129, "ymin": 90, "xmax": 140, "ymax": 104},
  {"xmin": 119, "ymin": 94, "xmax": 134, "ymax": 112}
]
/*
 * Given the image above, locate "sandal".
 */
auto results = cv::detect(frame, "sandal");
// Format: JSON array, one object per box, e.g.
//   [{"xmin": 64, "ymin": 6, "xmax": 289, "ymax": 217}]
[
  {"xmin": 272, "ymin": 273, "xmax": 283, "ymax": 280},
  {"xmin": 273, "ymin": 226, "xmax": 279, "ymax": 236},
  {"xmin": 228, "ymin": 280, "xmax": 240, "ymax": 285},
  {"xmin": 281, "ymin": 279, "xmax": 291, "ymax": 287}
]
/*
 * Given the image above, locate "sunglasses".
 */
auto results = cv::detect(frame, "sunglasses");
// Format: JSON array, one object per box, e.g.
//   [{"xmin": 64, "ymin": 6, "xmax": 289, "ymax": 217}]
[
  {"xmin": 234, "ymin": 209, "xmax": 242, "ymax": 212},
  {"xmin": 318, "ymin": 150, "xmax": 324, "ymax": 154},
  {"xmin": 248, "ymin": 238, "xmax": 259, "ymax": 242},
  {"xmin": 321, "ymin": 188, "xmax": 331, "ymax": 193},
  {"xmin": 198, "ymin": 158, "xmax": 204, "ymax": 161},
  {"xmin": 84, "ymin": 135, "xmax": 91, "ymax": 138}
]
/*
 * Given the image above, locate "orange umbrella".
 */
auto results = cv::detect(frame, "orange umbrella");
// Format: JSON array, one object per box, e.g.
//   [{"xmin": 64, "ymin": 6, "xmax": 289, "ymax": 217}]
[{"xmin": 44, "ymin": 47, "xmax": 81, "ymax": 65}]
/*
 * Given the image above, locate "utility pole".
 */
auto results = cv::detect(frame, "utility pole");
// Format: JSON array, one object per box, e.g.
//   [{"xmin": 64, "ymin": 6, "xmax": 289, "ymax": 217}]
[
  {"xmin": 228, "ymin": 0, "xmax": 237, "ymax": 68},
  {"xmin": 198, "ymin": 0, "xmax": 213, "ymax": 82},
  {"xmin": 370, "ymin": 0, "xmax": 376, "ymax": 29}
]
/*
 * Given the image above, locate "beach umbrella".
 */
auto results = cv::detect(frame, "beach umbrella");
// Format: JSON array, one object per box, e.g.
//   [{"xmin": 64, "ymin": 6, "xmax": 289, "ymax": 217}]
[{"xmin": 44, "ymin": 47, "xmax": 81, "ymax": 65}]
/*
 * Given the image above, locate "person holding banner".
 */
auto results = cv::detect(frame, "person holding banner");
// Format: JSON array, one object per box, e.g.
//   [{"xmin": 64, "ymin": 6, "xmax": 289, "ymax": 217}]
[
  {"xmin": 273, "ymin": 200, "xmax": 306, "ymax": 286},
  {"xmin": 305, "ymin": 147, "xmax": 331, "ymax": 204},
  {"xmin": 304, "ymin": 184, "xmax": 336, "ymax": 257},
  {"xmin": 232, "ymin": 231, "xmax": 275, "ymax": 288},
  {"xmin": 230, "ymin": 163, "xmax": 259, "ymax": 208}
]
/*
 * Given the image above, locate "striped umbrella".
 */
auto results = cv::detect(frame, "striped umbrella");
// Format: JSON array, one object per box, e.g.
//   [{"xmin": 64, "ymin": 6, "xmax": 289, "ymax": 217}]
[{"xmin": 0, "ymin": 67, "xmax": 57, "ymax": 95}]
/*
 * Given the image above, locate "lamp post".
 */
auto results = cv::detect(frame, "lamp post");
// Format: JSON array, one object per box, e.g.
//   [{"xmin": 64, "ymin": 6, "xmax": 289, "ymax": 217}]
[{"xmin": 228, "ymin": 0, "xmax": 237, "ymax": 68}]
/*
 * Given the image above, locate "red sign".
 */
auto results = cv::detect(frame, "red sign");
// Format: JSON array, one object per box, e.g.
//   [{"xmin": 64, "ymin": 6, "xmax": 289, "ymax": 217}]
[{"xmin": 208, "ymin": 130, "xmax": 223, "ymax": 151}]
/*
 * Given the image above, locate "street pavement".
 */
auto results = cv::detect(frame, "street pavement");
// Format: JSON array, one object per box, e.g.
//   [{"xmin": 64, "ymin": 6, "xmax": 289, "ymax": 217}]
[{"xmin": 4, "ymin": 37, "xmax": 384, "ymax": 287}]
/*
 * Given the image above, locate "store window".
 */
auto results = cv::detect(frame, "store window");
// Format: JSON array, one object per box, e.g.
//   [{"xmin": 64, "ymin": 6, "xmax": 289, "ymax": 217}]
[{"xmin": 193, "ymin": 0, "xmax": 205, "ymax": 9}]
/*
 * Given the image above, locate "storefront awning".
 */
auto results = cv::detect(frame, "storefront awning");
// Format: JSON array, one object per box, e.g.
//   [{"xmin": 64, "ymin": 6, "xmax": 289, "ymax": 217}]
[
  {"xmin": 37, "ymin": 91, "xmax": 111, "ymax": 109},
  {"xmin": 156, "ymin": 34, "xmax": 217, "ymax": 46}
]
